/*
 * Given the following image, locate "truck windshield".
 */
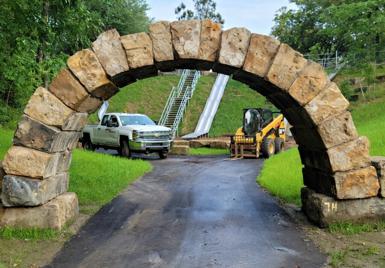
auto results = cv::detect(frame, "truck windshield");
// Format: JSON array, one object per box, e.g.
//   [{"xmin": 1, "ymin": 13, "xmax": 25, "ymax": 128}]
[{"xmin": 119, "ymin": 115, "xmax": 156, "ymax": 126}]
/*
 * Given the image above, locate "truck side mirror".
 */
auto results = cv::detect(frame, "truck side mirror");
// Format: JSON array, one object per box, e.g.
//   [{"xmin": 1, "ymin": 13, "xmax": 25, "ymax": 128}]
[{"xmin": 107, "ymin": 119, "xmax": 118, "ymax": 128}]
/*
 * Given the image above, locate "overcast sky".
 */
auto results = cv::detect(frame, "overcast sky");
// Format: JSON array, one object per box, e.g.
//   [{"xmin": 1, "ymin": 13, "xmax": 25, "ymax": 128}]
[{"xmin": 146, "ymin": 0, "xmax": 296, "ymax": 35}]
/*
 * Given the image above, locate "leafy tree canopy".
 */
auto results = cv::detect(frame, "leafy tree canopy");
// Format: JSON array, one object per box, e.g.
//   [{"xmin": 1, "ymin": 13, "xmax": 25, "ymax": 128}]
[{"xmin": 175, "ymin": 0, "xmax": 224, "ymax": 25}]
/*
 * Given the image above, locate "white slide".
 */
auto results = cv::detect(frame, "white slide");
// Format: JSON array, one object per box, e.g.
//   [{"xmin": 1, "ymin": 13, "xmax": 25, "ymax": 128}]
[{"xmin": 183, "ymin": 74, "xmax": 229, "ymax": 139}]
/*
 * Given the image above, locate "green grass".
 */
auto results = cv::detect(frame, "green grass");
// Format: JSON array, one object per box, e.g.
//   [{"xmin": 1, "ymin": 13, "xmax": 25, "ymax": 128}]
[
  {"xmin": 328, "ymin": 220, "xmax": 385, "ymax": 235},
  {"xmin": 0, "ymin": 227, "xmax": 59, "ymax": 240},
  {"xmin": 189, "ymin": 147, "xmax": 229, "ymax": 156},
  {"xmin": 0, "ymin": 128, "xmax": 13, "ymax": 159}
]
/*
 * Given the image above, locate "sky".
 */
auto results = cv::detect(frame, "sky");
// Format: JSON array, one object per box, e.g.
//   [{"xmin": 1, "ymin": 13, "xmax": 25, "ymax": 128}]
[{"xmin": 146, "ymin": 0, "xmax": 296, "ymax": 35}]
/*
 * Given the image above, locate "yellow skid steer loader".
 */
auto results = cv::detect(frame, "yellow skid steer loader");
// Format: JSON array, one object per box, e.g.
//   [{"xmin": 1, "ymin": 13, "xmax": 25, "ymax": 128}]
[{"xmin": 230, "ymin": 108, "xmax": 286, "ymax": 158}]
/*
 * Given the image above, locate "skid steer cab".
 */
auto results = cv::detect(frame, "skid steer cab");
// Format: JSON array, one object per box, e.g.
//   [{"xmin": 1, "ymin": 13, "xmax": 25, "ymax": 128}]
[{"xmin": 230, "ymin": 108, "xmax": 286, "ymax": 159}]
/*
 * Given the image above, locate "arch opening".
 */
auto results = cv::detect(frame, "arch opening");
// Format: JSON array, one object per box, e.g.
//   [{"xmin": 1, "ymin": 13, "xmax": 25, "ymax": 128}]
[{"xmin": 0, "ymin": 19, "xmax": 383, "ymax": 229}]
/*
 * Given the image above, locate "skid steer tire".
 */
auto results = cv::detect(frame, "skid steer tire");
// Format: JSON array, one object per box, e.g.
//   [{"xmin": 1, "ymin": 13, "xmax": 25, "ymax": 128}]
[
  {"xmin": 274, "ymin": 138, "xmax": 284, "ymax": 154},
  {"xmin": 261, "ymin": 138, "xmax": 275, "ymax": 158}
]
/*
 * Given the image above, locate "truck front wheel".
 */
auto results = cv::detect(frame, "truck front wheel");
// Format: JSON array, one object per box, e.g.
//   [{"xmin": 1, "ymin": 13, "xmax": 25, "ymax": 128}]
[
  {"xmin": 158, "ymin": 151, "xmax": 168, "ymax": 159},
  {"xmin": 82, "ymin": 136, "xmax": 95, "ymax": 151},
  {"xmin": 120, "ymin": 139, "xmax": 131, "ymax": 158}
]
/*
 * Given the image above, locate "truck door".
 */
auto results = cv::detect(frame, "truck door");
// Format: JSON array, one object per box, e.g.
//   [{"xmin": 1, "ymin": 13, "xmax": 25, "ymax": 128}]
[
  {"xmin": 93, "ymin": 114, "xmax": 109, "ymax": 145},
  {"xmin": 104, "ymin": 115, "xmax": 120, "ymax": 146}
]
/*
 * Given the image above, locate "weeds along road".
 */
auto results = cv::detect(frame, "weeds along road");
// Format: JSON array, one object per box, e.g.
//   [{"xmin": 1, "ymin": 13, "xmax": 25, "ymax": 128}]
[{"xmin": 48, "ymin": 156, "xmax": 326, "ymax": 268}]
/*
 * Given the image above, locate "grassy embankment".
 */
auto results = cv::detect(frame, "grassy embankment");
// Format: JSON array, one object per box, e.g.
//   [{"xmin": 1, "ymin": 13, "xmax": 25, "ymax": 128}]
[{"xmin": 258, "ymin": 66, "xmax": 385, "ymax": 206}]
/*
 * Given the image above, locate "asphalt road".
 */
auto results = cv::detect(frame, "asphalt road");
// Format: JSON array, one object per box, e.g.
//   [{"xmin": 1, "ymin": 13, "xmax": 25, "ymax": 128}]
[{"xmin": 48, "ymin": 155, "xmax": 326, "ymax": 268}]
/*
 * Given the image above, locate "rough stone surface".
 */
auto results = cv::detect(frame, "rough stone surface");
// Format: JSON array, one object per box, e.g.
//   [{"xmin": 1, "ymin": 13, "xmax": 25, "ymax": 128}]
[
  {"xmin": 1, "ymin": 173, "xmax": 69, "ymax": 207},
  {"xmin": 24, "ymin": 87, "xmax": 75, "ymax": 128},
  {"xmin": 149, "ymin": 21, "xmax": 174, "ymax": 62},
  {"xmin": 92, "ymin": 29, "xmax": 129, "ymax": 77},
  {"xmin": 288, "ymin": 61, "xmax": 329, "ymax": 106},
  {"xmin": 171, "ymin": 20, "xmax": 201, "ymax": 59},
  {"xmin": 218, "ymin": 27, "xmax": 251, "ymax": 68},
  {"xmin": 121, "ymin": 32, "xmax": 154, "ymax": 69},
  {"xmin": 173, "ymin": 140, "xmax": 190, "ymax": 146},
  {"xmin": 62, "ymin": 112, "xmax": 88, "ymax": 131},
  {"xmin": 318, "ymin": 111, "xmax": 358, "ymax": 149},
  {"xmin": 0, "ymin": 192, "xmax": 79, "ymax": 230},
  {"xmin": 58, "ymin": 150, "xmax": 72, "ymax": 173},
  {"xmin": 266, "ymin": 43, "xmax": 308, "ymax": 90},
  {"xmin": 67, "ymin": 49, "xmax": 118, "ymax": 100},
  {"xmin": 301, "ymin": 187, "xmax": 385, "ymax": 227},
  {"xmin": 49, "ymin": 69, "xmax": 91, "ymax": 111},
  {"xmin": 76, "ymin": 95, "xmax": 103, "ymax": 113},
  {"xmin": 328, "ymin": 137, "xmax": 371, "ymax": 172},
  {"xmin": 305, "ymin": 82, "xmax": 349, "ymax": 125},
  {"xmin": 0, "ymin": 161, "xmax": 4, "ymax": 193},
  {"xmin": 190, "ymin": 139, "xmax": 211, "ymax": 148},
  {"xmin": 170, "ymin": 145, "xmax": 189, "ymax": 155},
  {"xmin": 243, "ymin": 34, "xmax": 280, "ymax": 77},
  {"xmin": 2, "ymin": 146, "xmax": 60, "ymax": 179},
  {"xmin": 371, "ymin": 156, "xmax": 385, "ymax": 197},
  {"xmin": 199, "ymin": 19, "xmax": 221, "ymax": 62},
  {"xmin": 303, "ymin": 166, "xmax": 380, "ymax": 199},
  {"xmin": 14, "ymin": 115, "xmax": 80, "ymax": 153}
]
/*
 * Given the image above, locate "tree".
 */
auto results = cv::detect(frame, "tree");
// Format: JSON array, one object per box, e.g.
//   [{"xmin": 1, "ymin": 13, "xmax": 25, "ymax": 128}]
[{"xmin": 175, "ymin": 0, "xmax": 224, "ymax": 25}]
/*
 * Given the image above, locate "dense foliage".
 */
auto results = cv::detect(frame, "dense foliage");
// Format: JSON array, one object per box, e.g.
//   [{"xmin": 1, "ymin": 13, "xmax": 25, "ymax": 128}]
[
  {"xmin": 272, "ymin": 0, "xmax": 385, "ymax": 60},
  {"xmin": 0, "ymin": 0, "xmax": 150, "ymax": 127}
]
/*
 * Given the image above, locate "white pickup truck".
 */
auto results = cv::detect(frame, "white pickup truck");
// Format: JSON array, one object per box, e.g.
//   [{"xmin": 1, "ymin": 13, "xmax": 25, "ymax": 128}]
[{"xmin": 82, "ymin": 113, "xmax": 172, "ymax": 159}]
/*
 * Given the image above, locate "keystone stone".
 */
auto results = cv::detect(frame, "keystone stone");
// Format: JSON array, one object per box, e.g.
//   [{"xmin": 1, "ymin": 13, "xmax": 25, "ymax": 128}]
[
  {"xmin": 317, "ymin": 111, "xmax": 358, "ymax": 149},
  {"xmin": 371, "ymin": 156, "xmax": 385, "ymax": 197},
  {"xmin": 14, "ymin": 115, "xmax": 80, "ymax": 153},
  {"xmin": 303, "ymin": 166, "xmax": 380, "ymax": 200},
  {"xmin": 149, "ymin": 21, "xmax": 174, "ymax": 62},
  {"xmin": 171, "ymin": 20, "xmax": 201, "ymax": 59},
  {"xmin": 92, "ymin": 29, "xmax": 129, "ymax": 77},
  {"xmin": 1, "ymin": 173, "xmax": 69, "ymax": 207},
  {"xmin": 0, "ymin": 192, "xmax": 79, "ymax": 230},
  {"xmin": 301, "ymin": 187, "xmax": 385, "ymax": 227},
  {"xmin": 266, "ymin": 43, "xmax": 308, "ymax": 90},
  {"xmin": 67, "ymin": 49, "xmax": 118, "ymax": 100},
  {"xmin": 243, "ymin": 34, "xmax": 280, "ymax": 77},
  {"xmin": 199, "ymin": 19, "xmax": 221, "ymax": 62},
  {"xmin": 288, "ymin": 61, "xmax": 329, "ymax": 106},
  {"xmin": 48, "ymin": 69, "xmax": 91, "ymax": 111},
  {"xmin": 24, "ymin": 87, "xmax": 75, "ymax": 128},
  {"xmin": 121, "ymin": 32, "xmax": 154, "ymax": 69},
  {"xmin": 61, "ymin": 112, "xmax": 88, "ymax": 131},
  {"xmin": 2, "ymin": 146, "xmax": 60, "ymax": 179},
  {"xmin": 305, "ymin": 82, "xmax": 349, "ymax": 125},
  {"xmin": 217, "ymin": 27, "xmax": 251, "ymax": 73}
]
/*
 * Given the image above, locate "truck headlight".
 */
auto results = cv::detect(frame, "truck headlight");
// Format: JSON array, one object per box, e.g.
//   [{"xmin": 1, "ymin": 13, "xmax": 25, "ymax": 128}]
[{"xmin": 132, "ymin": 130, "xmax": 138, "ymax": 140}]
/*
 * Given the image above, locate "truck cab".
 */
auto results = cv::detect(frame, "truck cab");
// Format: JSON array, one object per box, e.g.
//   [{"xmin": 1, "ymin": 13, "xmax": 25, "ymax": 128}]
[{"xmin": 82, "ymin": 113, "xmax": 172, "ymax": 159}]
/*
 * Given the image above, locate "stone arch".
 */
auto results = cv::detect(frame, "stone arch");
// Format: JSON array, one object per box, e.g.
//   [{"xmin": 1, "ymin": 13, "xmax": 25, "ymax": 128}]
[{"xmin": 0, "ymin": 19, "xmax": 382, "ymax": 229}]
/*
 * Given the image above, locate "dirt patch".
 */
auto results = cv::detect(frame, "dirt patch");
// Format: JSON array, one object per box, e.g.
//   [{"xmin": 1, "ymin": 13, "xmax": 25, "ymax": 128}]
[
  {"xmin": 283, "ymin": 204, "xmax": 385, "ymax": 268},
  {"xmin": 0, "ymin": 214, "xmax": 90, "ymax": 268}
]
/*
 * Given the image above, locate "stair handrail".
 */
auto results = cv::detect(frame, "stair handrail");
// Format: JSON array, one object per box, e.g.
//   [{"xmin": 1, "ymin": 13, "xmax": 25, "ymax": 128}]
[
  {"xmin": 176, "ymin": 69, "xmax": 190, "ymax": 97},
  {"xmin": 171, "ymin": 85, "xmax": 192, "ymax": 137},
  {"xmin": 159, "ymin": 86, "xmax": 177, "ymax": 125}
]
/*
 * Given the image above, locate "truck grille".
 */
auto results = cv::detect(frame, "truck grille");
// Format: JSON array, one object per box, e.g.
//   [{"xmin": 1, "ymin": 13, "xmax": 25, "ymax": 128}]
[{"xmin": 138, "ymin": 131, "xmax": 170, "ymax": 141}]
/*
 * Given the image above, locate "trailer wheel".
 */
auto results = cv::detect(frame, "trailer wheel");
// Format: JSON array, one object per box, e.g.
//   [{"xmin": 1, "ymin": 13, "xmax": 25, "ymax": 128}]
[
  {"xmin": 120, "ymin": 139, "xmax": 131, "ymax": 158},
  {"xmin": 82, "ymin": 135, "xmax": 95, "ymax": 151},
  {"xmin": 261, "ymin": 138, "xmax": 275, "ymax": 158},
  {"xmin": 274, "ymin": 138, "xmax": 284, "ymax": 154}
]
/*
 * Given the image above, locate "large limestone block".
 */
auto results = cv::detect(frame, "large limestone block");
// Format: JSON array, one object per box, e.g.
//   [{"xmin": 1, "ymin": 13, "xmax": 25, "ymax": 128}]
[
  {"xmin": 371, "ymin": 156, "xmax": 385, "ymax": 197},
  {"xmin": 243, "ymin": 34, "xmax": 280, "ymax": 77},
  {"xmin": 1, "ymin": 173, "xmax": 69, "ymax": 207},
  {"xmin": 76, "ymin": 94, "xmax": 103, "ymax": 114},
  {"xmin": 199, "ymin": 19, "xmax": 221, "ymax": 62},
  {"xmin": 288, "ymin": 61, "xmax": 329, "ymax": 106},
  {"xmin": 170, "ymin": 145, "xmax": 189, "ymax": 155},
  {"xmin": 218, "ymin": 27, "xmax": 251, "ymax": 69},
  {"xmin": 305, "ymin": 82, "xmax": 349, "ymax": 125},
  {"xmin": 2, "ymin": 146, "xmax": 60, "ymax": 179},
  {"xmin": 62, "ymin": 112, "xmax": 88, "ymax": 131},
  {"xmin": 0, "ymin": 161, "xmax": 4, "ymax": 192},
  {"xmin": 290, "ymin": 127, "xmax": 324, "ymax": 150},
  {"xmin": 266, "ymin": 43, "xmax": 308, "ymax": 90},
  {"xmin": 92, "ymin": 29, "xmax": 129, "ymax": 77},
  {"xmin": 24, "ymin": 87, "xmax": 75, "ymax": 128},
  {"xmin": 0, "ymin": 192, "xmax": 79, "ymax": 230},
  {"xmin": 171, "ymin": 20, "xmax": 201, "ymax": 59},
  {"xmin": 67, "ymin": 49, "xmax": 118, "ymax": 100},
  {"xmin": 149, "ymin": 21, "xmax": 174, "ymax": 62},
  {"xmin": 318, "ymin": 111, "xmax": 358, "ymax": 149},
  {"xmin": 57, "ymin": 150, "xmax": 72, "ymax": 173},
  {"xmin": 328, "ymin": 137, "xmax": 370, "ymax": 172},
  {"xmin": 49, "ymin": 69, "xmax": 91, "ymax": 111},
  {"xmin": 121, "ymin": 32, "xmax": 154, "ymax": 69},
  {"xmin": 301, "ymin": 187, "xmax": 385, "ymax": 227},
  {"xmin": 14, "ymin": 115, "xmax": 80, "ymax": 153},
  {"xmin": 303, "ymin": 166, "xmax": 380, "ymax": 199}
]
